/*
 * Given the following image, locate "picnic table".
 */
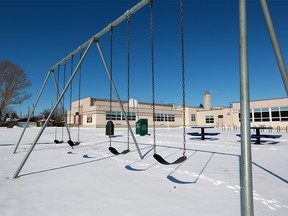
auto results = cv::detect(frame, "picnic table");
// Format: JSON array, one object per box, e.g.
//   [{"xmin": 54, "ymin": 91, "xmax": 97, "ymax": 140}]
[
  {"xmin": 236, "ymin": 126, "xmax": 282, "ymax": 144},
  {"xmin": 187, "ymin": 126, "xmax": 220, "ymax": 140}
]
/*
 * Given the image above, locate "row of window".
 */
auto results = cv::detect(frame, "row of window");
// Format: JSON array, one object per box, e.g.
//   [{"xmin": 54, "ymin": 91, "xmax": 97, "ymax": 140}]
[
  {"xmin": 192, "ymin": 114, "xmax": 215, "ymax": 124},
  {"xmin": 87, "ymin": 106, "xmax": 287, "ymax": 124},
  {"xmin": 239, "ymin": 106, "xmax": 288, "ymax": 122},
  {"xmin": 153, "ymin": 114, "xmax": 175, "ymax": 122},
  {"xmin": 105, "ymin": 112, "xmax": 176, "ymax": 122},
  {"xmin": 106, "ymin": 111, "xmax": 136, "ymax": 121}
]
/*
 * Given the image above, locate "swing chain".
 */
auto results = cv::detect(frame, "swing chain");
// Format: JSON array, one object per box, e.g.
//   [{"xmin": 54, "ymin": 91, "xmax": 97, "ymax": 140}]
[
  {"xmin": 180, "ymin": 0, "xmax": 186, "ymax": 156},
  {"xmin": 150, "ymin": 0, "xmax": 156, "ymax": 154},
  {"xmin": 62, "ymin": 61, "xmax": 66, "ymax": 140},
  {"xmin": 109, "ymin": 27, "xmax": 113, "ymax": 147},
  {"xmin": 69, "ymin": 55, "xmax": 74, "ymax": 129},
  {"xmin": 77, "ymin": 50, "xmax": 82, "ymax": 142},
  {"xmin": 127, "ymin": 15, "xmax": 131, "ymax": 149},
  {"xmin": 54, "ymin": 65, "xmax": 60, "ymax": 141}
]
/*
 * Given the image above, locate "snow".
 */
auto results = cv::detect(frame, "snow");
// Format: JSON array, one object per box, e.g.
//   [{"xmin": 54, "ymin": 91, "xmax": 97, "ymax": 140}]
[{"xmin": 0, "ymin": 127, "xmax": 288, "ymax": 216}]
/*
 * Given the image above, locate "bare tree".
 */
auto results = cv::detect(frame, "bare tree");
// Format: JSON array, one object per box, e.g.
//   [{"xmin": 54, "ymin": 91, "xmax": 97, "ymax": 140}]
[
  {"xmin": 38, "ymin": 107, "xmax": 64, "ymax": 121},
  {"xmin": 39, "ymin": 108, "xmax": 52, "ymax": 119},
  {"xmin": 5, "ymin": 106, "xmax": 19, "ymax": 119},
  {"xmin": 0, "ymin": 60, "xmax": 31, "ymax": 121}
]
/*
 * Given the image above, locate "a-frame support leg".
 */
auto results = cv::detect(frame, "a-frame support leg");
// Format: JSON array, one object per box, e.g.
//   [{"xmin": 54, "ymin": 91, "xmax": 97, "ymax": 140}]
[{"xmin": 12, "ymin": 38, "xmax": 94, "ymax": 179}]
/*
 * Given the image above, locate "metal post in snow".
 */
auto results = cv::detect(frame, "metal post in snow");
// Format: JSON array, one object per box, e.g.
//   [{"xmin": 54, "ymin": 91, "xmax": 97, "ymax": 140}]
[
  {"xmin": 260, "ymin": 0, "xmax": 288, "ymax": 95},
  {"xmin": 13, "ymin": 70, "xmax": 51, "ymax": 154},
  {"xmin": 12, "ymin": 39, "xmax": 94, "ymax": 179},
  {"xmin": 96, "ymin": 40, "xmax": 143, "ymax": 160},
  {"xmin": 239, "ymin": 0, "xmax": 254, "ymax": 215}
]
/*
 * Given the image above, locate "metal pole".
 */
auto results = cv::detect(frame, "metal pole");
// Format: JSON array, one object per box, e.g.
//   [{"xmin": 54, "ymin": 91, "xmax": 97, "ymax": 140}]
[
  {"xmin": 13, "ymin": 70, "xmax": 51, "ymax": 154},
  {"xmin": 12, "ymin": 39, "xmax": 94, "ymax": 179},
  {"xmin": 96, "ymin": 41, "xmax": 143, "ymax": 160},
  {"xmin": 50, "ymin": 70, "xmax": 72, "ymax": 141},
  {"xmin": 260, "ymin": 0, "xmax": 288, "ymax": 95},
  {"xmin": 49, "ymin": 0, "xmax": 150, "ymax": 72},
  {"xmin": 239, "ymin": 0, "xmax": 254, "ymax": 215}
]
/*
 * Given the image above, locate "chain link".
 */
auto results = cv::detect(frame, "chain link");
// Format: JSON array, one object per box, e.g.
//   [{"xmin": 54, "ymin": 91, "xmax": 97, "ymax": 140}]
[
  {"xmin": 77, "ymin": 51, "xmax": 82, "ymax": 142},
  {"xmin": 127, "ymin": 16, "xmax": 131, "ymax": 150},
  {"xmin": 109, "ymin": 28, "xmax": 113, "ymax": 147},
  {"xmin": 180, "ymin": 0, "xmax": 186, "ymax": 156},
  {"xmin": 62, "ymin": 62, "xmax": 66, "ymax": 141},
  {"xmin": 69, "ymin": 55, "xmax": 74, "ymax": 130},
  {"xmin": 150, "ymin": 1, "xmax": 156, "ymax": 154}
]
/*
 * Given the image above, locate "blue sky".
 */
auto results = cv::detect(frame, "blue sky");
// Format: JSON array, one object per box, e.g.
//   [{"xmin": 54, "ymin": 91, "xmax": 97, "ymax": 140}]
[{"xmin": 1, "ymin": 0, "xmax": 288, "ymax": 116}]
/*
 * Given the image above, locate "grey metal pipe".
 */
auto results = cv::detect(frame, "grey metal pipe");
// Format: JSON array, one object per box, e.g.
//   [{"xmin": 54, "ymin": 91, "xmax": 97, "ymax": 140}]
[
  {"xmin": 260, "ymin": 0, "xmax": 288, "ymax": 95},
  {"xmin": 13, "ymin": 70, "xmax": 52, "ymax": 154},
  {"xmin": 96, "ymin": 41, "xmax": 143, "ymax": 160},
  {"xmin": 50, "ymin": 0, "xmax": 150, "ymax": 71},
  {"xmin": 239, "ymin": 0, "xmax": 254, "ymax": 215},
  {"xmin": 12, "ymin": 39, "xmax": 94, "ymax": 179}
]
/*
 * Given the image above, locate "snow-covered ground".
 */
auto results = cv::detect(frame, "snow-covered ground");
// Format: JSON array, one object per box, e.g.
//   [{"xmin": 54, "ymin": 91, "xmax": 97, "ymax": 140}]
[{"xmin": 0, "ymin": 126, "xmax": 287, "ymax": 216}]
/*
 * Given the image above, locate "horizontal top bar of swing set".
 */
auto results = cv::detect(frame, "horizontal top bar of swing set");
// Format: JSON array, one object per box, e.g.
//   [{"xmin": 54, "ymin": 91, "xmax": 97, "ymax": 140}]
[{"xmin": 50, "ymin": 0, "xmax": 150, "ymax": 71}]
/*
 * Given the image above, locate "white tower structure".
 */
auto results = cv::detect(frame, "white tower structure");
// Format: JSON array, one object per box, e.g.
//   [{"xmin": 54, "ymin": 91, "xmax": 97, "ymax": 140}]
[{"xmin": 204, "ymin": 91, "xmax": 211, "ymax": 110}]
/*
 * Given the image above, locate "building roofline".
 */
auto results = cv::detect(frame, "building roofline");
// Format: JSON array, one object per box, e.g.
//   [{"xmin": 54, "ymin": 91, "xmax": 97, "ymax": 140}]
[{"xmin": 231, "ymin": 96, "xmax": 288, "ymax": 104}]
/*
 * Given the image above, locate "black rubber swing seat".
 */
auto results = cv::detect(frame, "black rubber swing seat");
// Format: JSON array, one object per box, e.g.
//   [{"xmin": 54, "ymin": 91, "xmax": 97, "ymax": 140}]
[
  {"xmin": 153, "ymin": 153, "xmax": 187, "ymax": 165},
  {"xmin": 67, "ymin": 140, "xmax": 80, "ymax": 148},
  {"xmin": 54, "ymin": 140, "xmax": 64, "ymax": 144},
  {"xmin": 108, "ymin": 147, "xmax": 130, "ymax": 155}
]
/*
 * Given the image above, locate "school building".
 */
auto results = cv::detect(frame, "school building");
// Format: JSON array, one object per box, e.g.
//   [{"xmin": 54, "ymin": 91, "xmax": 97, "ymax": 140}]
[{"xmin": 67, "ymin": 92, "xmax": 288, "ymax": 130}]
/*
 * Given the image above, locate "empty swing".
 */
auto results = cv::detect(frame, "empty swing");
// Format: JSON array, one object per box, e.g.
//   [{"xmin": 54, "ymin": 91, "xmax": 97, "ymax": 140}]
[
  {"xmin": 151, "ymin": 0, "xmax": 187, "ymax": 165},
  {"xmin": 54, "ymin": 64, "xmax": 64, "ymax": 144},
  {"xmin": 67, "ymin": 54, "xmax": 81, "ymax": 149},
  {"xmin": 108, "ymin": 16, "xmax": 132, "ymax": 155}
]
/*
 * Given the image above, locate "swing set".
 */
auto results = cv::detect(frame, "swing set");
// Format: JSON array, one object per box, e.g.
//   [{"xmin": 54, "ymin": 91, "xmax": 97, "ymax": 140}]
[
  {"xmin": 12, "ymin": 0, "xmax": 189, "ymax": 179},
  {"xmin": 11, "ymin": 2, "xmax": 288, "ymax": 216},
  {"xmin": 13, "ymin": 0, "xmax": 152, "ymax": 179}
]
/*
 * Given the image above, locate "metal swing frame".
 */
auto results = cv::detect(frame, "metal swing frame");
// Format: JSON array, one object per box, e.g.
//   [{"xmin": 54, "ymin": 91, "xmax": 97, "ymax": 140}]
[{"xmin": 12, "ymin": 0, "xmax": 149, "ymax": 179}]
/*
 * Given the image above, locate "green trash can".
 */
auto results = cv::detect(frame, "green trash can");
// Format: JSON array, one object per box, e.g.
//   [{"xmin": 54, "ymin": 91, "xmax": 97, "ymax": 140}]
[
  {"xmin": 106, "ymin": 120, "xmax": 114, "ymax": 136},
  {"xmin": 136, "ymin": 119, "xmax": 148, "ymax": 136}
]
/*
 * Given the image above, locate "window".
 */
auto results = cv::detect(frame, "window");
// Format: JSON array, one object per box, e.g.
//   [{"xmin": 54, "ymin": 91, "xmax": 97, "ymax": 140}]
[
  {"xmin": 271, "ymin": 107, "xmax": 280, "ymax": 121},
  {"xmin": 205, "ymin": 115, "xmax": 214, "ymax": 123},
  {"xmin": 191, "ymin": 114, "xmax": 196, "ymax": 121},
  {"xmin": 154, "ymin": 113, "xmax": 175, "ymax": 122},
  {"xmin": 238, "ymin": 106, "xmax": 288, "ymax": 123},
  {"xmin": 167, "ymin": 114, "xmax": 175, "ymax": 122},
  {"xmin": 261, "ymin": 108, "xmax": 270, "ymax": 122},
  {"xmin": 106, "ymin": 111, "xmax": 136, "ymax": 121},
  {"xmin": 86, "ymin": 114, "xmax": 92, "ymax": 123},
  {"xmin": 254, "ymin": 108, "xmax": 261, "ymax": 122},
  {"xmin": 123, "ymin": 112, "xmax": 136, "ymax": 121},
  {"xmin": 238, "ymin": 110, "xmax": 253, "ymax": 122},
  {"xmin": 280, "ymin": 106, "xmax": 288, "ymax": 121}
]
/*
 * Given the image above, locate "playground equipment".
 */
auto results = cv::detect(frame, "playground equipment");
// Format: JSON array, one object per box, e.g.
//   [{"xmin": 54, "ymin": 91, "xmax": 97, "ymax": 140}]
[
  {"xmin": 150, "ymin": 0, "xmax": 187, "ymax": 165},
  {"xmin": 12, "ymin": 0, "xmax": 150, "ymax": 179},
  {"xmin": 11, "ymin": 2, "xmax": 288, "ymax": 216},
  {"xmin": 107, "ymin": 16, "xmax": 132, "ymax": 155}
]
